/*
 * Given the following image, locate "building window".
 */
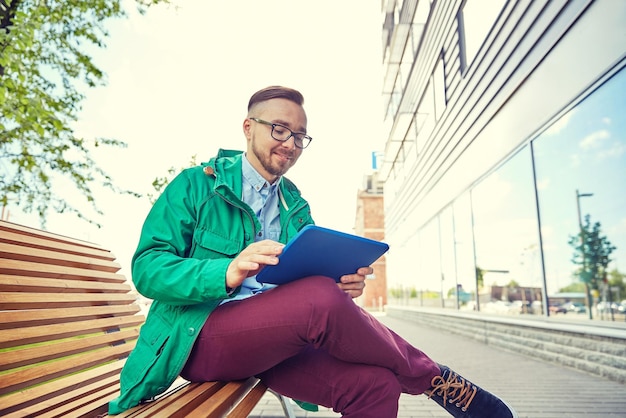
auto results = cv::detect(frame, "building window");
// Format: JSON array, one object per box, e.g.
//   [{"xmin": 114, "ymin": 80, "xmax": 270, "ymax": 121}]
[
  {"xmin": 453, "ymin": 192, "xmax": 477, "ymax": 310},
  {"xmin": 471, "ymin": 146, "xmax": 544, "ymax": 315},
  {"xmin": 532, "ymin": 65, "xmax": 626, "ymax": 319}
]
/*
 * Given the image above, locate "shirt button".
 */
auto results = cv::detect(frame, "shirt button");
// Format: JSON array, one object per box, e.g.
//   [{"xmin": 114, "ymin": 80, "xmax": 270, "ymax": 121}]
[{"xmin": 187, "ymin": 327, "xmax": 196, "ymax": 336}]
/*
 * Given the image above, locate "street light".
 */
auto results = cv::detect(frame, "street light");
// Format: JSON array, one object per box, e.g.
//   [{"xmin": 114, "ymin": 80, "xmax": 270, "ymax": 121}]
[
  {"xmin": 576, "ymin": 189, "xmax": 593, "ymax": 319},
  {"xmin": 576, "ymin": 189, "xmax": 593, "ymax": 228}
]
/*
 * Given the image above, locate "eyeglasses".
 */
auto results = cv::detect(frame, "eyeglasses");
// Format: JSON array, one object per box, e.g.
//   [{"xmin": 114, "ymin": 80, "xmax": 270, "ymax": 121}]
[{"xmin": 249, "ymin": 118, "xmax": 313, "ymax": 149}]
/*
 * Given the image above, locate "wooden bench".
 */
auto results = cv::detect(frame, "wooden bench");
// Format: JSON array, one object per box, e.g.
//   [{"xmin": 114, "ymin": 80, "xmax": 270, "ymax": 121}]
[{"xmin": 0, "ymin": 220, "xmax": 295, "ymax": 417}]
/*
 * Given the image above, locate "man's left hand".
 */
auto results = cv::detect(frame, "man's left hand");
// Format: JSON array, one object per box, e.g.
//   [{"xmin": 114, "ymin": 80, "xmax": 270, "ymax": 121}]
[{"xmin": 337, "ymin": 266, "xmax": 372, "ymax": 298}]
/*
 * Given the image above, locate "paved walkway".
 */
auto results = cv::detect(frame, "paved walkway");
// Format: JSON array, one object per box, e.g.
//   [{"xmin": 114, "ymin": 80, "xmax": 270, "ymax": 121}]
[{"xmin": 249, "ymin": 313, "xmax": 626, "ymax": 417}]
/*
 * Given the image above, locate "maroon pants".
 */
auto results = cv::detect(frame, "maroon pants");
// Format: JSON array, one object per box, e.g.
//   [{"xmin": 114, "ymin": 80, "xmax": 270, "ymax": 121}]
[{"xmin": 181, "ymin": 276, "xmax": 439, "ymax": 417}]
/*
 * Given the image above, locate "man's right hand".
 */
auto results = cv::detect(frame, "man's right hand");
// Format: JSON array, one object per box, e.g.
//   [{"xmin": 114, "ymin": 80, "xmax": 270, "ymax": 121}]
[{"xmin": 225, "ymin": 240, "xmax": 284, "ymax": 289}]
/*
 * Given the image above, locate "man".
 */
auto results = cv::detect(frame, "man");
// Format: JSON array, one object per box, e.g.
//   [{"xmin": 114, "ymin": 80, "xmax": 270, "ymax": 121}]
[{"xmin": 109, "ymin": 86, "xmax": 518, "ymax": 418}]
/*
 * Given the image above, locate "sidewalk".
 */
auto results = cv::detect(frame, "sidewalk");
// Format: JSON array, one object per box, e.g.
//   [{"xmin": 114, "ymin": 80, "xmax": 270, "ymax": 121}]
[{"xmin": 249, "ymin": 313, "xmax": 626, "ymax": 417}]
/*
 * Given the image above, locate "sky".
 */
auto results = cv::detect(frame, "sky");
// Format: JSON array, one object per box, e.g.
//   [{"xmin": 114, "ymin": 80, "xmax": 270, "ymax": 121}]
[{"xmin": 8, "ymin": 0, "xmax": 385, "ymax": 279}]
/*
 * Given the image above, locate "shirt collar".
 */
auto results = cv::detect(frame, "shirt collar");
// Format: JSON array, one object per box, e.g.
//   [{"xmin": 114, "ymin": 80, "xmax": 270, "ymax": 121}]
[{"xmin": 242, "ymin": 153, "xmax": 281, "ymax": 192}]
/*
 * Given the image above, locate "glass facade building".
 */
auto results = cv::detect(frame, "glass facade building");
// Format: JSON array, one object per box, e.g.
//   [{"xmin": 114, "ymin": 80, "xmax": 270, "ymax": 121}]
[{"xmin": 379, "ymin": 0, "xmax": 626, "ymax": 320}]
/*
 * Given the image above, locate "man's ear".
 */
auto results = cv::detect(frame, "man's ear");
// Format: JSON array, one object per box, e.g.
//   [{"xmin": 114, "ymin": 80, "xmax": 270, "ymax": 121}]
[{"xmin": 242, "ymin": 118, "xmax": 252, "ymax": 140}]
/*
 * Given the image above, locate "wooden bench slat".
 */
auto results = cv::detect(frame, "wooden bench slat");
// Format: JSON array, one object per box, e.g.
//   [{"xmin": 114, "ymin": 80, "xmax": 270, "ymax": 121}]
[
  {"xmin": 35, "ymin": 383, "xmax": 119, "ymax": 418},
  {"xmin": 0, "ymin": 274, "xmax": 131, "ymax": 294},
  {"xmin": 155, "ymin": 383, "xmax": 233, "ymax": 418},
  {"xmin": 0, "ymin": 328, "xmax": 140, "ymax": 371},
  {"xmin": 0, "ymin": 305, "xmax": 141, "ymax": 329},
  {"xmin": 0, "ymin": 359, "xmax": 125, "ymax": 416},
  {"xmin": 186, "ymin": 379, "xmax": 261, "ymax": 418},
  {"xmin": 3, "ymin": 376, "xmax": 120, "ymax": 418},
  {"xmin": 0, "ymin": 240, "xmax": 121, "ymax": 272},
  {"xmin": 0, "ymin": 291, "xmax": 137, "ymax": 310},
  {"xmin": 226, "ymin": 381, "xmax": 269, "ymax": 418},
  {"xmin": 0, "ymin": 258, "xmax": 126, "ymax": 283},
  {"xmin": 0, "ymin": 221, "xmax": 111, "ymax": 255},
  {"xmin": 117, "ymin": 381, "xmax": 226, "ymax": 418},
  {"xmin": 0, "ymin": 342, "xmax": 136, "ymax": 395},
  {"xmin": 0, "ymin": 314, "xmax": 144, "ymax": 349}
]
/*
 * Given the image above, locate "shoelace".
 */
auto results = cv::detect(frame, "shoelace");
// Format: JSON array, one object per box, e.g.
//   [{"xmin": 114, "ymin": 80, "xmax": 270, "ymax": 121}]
[{"xmin": 426, "ymin": 370, "xmax": 477, "ymax": 412}]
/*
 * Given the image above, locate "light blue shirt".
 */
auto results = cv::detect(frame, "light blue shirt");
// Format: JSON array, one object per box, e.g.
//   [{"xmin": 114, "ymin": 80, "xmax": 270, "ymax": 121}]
[{"xmin": 222, "ymin": 155, "xmax": 281, "ymax": 303}]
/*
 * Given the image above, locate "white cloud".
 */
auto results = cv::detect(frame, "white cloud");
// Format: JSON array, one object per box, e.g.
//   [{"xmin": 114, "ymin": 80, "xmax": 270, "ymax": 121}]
[{"xmin": 579, "ymin": 129, "xmax": 610, "ymax": 150}]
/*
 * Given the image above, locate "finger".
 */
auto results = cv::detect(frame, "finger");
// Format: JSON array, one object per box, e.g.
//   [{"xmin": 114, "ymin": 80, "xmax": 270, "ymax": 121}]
[
  {"xmin": 340, "ymin": 274, "xmax": 365, "ymax": 284},
  {"xmin": 338, "ymin": 281, "xmax": 366, "ymax": 291},
  {"xmin": 357, "ymin": 266, "xmax": 373, "ymax": 276},
  {"xmin": 246, "ymin": 242, "xmax": 284, "ymax": 256}
]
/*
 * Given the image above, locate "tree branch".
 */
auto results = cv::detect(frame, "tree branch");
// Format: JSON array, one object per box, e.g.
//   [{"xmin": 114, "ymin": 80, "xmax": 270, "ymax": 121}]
[{"xmin": 0, "ymin": 0, "xmax": 20, "ymax": 76}]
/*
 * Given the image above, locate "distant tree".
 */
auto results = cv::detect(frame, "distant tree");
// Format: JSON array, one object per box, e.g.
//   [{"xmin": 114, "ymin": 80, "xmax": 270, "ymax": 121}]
[
  {"xmin": 558, "ymin": 282, "xmax": 586, "ymax": 294},
  {"xmin": 507, "ymin": 279, "xmax": 520, "ymax": 288},
  {"xmin": 568, "ymin": 214, "xmax": 616, "ymax": 318},
  {"xmin": 149, "ymin": 154, "xmax": 197, "ymax": 204},
  {"xmin": 475, "ymin": 266, "xmax": 484, "ymax": 289},
  {"xmin": 1, "ymin": 0, "xmax": 170, "ymax": 226}
]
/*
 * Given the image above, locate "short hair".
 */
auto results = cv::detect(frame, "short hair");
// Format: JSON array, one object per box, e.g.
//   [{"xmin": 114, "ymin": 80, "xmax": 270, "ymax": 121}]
[{"xmin": 247, "ymin": 86, "xmax": 304, "ymax": 112}]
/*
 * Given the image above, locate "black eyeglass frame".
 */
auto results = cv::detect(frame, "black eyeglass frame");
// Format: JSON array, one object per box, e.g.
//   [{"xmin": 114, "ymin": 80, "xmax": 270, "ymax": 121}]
[{"xmin": 249, "ymin": 117, "xmax": 313, "ymax": 149}]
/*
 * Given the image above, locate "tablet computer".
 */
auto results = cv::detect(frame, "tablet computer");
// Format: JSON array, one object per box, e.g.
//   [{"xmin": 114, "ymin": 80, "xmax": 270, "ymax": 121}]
[{"xmin": 256, "ymin": 225, "xmax": 389, "ymax": 285}]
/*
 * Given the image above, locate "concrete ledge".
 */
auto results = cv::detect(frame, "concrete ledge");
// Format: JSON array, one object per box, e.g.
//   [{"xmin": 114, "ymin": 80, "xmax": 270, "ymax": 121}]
[{"xmin": 386, "ymin": 305, "xmax": 626, "ymax": 384}]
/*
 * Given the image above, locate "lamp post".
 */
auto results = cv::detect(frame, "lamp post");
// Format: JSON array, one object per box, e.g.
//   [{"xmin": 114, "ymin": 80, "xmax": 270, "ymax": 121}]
[
  {"xmin": 576, "ymin": 189, "xmax": 593, "ymax": 319},
  {"xmin": 576, "ymin": 190, "xmax": 593, "ymax": 228}
]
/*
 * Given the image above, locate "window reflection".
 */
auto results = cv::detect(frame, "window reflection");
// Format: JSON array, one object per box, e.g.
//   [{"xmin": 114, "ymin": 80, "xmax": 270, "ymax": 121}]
[
  {"xmin": 471, "ymin": 147, "xmax": 544, "ymax": 315},
  {"xmin": 533, "ymin": 66, "xmax": 626, "ymax": 320}
]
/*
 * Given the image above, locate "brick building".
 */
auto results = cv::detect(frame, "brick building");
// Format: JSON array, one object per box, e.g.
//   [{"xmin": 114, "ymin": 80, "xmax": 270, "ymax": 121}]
[{"xmin": 354, "ymin": 171, "xmax": 387, "ymax": 310}]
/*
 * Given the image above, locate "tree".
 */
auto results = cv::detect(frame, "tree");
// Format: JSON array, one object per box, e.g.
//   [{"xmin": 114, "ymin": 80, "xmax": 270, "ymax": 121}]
[
  {"xmin": 148, "ymin": 155, "xmax": 197, "ymax": 204},
  {"xmin": 1, "ymin": 0, "xmax": 169, "ymax": 226},
  {"xmin": 558, "ymin": 281, "xmax": 586, "ymax": 294},
  {"xmin": 568, "ymin": 214, "xmax": 616, "ymax": 318}
]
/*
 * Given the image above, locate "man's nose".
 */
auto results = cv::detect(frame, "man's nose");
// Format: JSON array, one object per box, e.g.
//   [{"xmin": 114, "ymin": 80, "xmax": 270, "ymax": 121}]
[{"xmin": 280, "ymin": 134, "xmax": 297, "ymax": 149}]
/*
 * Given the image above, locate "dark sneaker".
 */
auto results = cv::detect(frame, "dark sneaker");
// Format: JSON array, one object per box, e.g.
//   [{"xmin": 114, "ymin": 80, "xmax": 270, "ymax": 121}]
[{"xmin": 425, "ymin": 365, "xmax": 518, "ymax": 418}]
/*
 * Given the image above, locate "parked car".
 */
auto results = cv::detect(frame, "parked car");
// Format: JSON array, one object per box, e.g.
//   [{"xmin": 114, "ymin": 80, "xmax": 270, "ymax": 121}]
[
  {"xmin": 549, "ymin": 303, "xmax": 567, "ymax": 314},
  {"xmin": 597, "ymin": 301, "xmax": 621, "ymax": 313},
  {"xmin": 561, "ymin": 302, "xmax": 587, "ymax": 314}
]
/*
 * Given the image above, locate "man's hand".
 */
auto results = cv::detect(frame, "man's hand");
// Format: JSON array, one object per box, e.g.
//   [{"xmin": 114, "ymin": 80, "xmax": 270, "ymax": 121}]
[
  {"xmin": 226, "ymin": 240, "xmax": 284, "ymax": 289},
  {"xmin": 338, "ymin": 266, "xmax": 372, "ymax": 298}
]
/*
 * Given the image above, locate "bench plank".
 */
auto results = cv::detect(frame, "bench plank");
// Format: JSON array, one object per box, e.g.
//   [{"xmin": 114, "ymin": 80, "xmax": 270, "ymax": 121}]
[
  {"xmin": 0, "ymin": 314, "xmax": 143, "ymax": 349},
  {"xmin": 0, "ymin": 257, "xmax": 126, "ymax": 283},
  {"xmin": 117, "ymin": 382, "xmax": 225, "ymax": 418},
  {"xmin": 0, "ymin": 240, "xmax": 121, "ymax": 271},
  {"xmin": 0, "ymin": 291, "xmax": 137, "ymax": 310},
  {"xmin": 0, "ymin": 305, "xmax": 140, "ymax": 329},
  {"xmin": 226, "ymin": 382, "xmax": 270, "ymax": 418},
  {"xmin": 0, "ymin": 274, "xmax": 131, "ymax": 295},
  {"xmin": 0, "ymin": 225, "xmax": 114, "ymax": 261},
  {"xmin": 0, "ymin": 342, "xmax": 136, "ymax": 395},
  {"xmin": 0, "ymin": 360, "xmax": 125, "ymax": 416},
  {"xmin": 0, "ymin": 328, "xmax": 140, "ymax": 371}
]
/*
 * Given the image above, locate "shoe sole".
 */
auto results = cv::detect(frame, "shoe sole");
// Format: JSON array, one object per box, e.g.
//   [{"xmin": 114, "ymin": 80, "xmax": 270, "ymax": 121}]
[{"xmin": 502, "ymin": 398, "xmax": 519, "ymax": 418}]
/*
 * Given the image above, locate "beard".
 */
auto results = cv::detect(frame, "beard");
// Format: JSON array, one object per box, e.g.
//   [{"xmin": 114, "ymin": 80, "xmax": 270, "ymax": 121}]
[{"xmin": 251, "ymin": 139, "xmax": 297, "ymax": 179}]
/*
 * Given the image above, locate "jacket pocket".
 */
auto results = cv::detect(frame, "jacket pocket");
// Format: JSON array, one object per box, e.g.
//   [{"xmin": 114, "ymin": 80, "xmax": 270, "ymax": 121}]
[{"xmin": 191, "ymin": 228, "xmax": 241, "ymax": 259}]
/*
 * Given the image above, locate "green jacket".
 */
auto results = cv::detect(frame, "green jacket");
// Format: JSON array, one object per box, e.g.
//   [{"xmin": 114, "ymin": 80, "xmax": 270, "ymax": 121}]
[{"xmin": 108, "ymin": 149, "xmax": 314, "ymax": 414}]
